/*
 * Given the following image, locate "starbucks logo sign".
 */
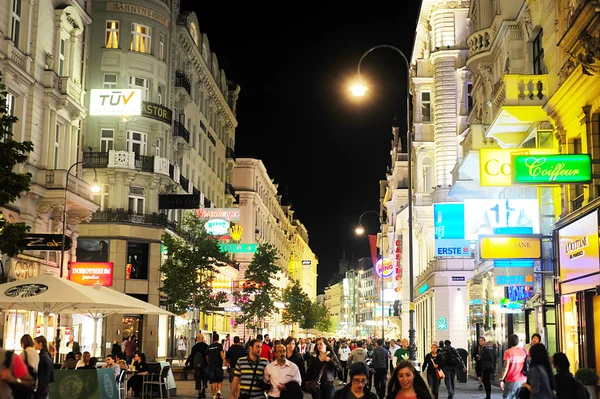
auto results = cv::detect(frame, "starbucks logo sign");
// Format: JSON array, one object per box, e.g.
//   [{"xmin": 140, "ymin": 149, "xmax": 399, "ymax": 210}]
[
  {"xmin": 103, "ymin": 373, "xmax": 115, "ymax": 398},
  {"xmin": 4, "ymin": 284, "xmax": 48, "ymax": 298}
]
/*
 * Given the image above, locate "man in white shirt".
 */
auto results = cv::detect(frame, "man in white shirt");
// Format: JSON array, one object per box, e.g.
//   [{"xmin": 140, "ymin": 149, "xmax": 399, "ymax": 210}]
[
  {"xmin": 388, "ymin": 339, "xmax": 401, "ymax": 371},
  {"xmin": 337, "ymin": 341, "xmax": 351, "ymax": 385},
  {"xmin": 177, "ymin": 335, "xmax": 187, "ymax": 365},
  {"xmin": 264, "ymin": 344, "xmax": 302, "ymax": 399}
]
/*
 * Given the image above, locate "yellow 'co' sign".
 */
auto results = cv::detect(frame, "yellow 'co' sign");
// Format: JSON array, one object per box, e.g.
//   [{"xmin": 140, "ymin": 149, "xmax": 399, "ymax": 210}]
[
  {"xmin": 479, "ymin": 149, "xmax": 558, "ymax": 186},
  {"xmin": 479, "ymin": 235, "xmax": 542, "ymax": 259}
]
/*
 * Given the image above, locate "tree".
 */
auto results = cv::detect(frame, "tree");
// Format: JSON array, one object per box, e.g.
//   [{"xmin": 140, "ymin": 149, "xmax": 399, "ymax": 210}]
[
  {"xmin": 299, "ymin": 300, "xmax": 331, "ymax": 332},
  {"xmin": 281, "ymin": 279, "xmax": 309, "ymax": 325},
  {"xmin": 0, "ymin": 71, "xmax": 33, "ymax": 257},
  {"xmin": 235, "ymin": 244, "xmax": 280, "ymax": 329},
  {"xmin": 160, "ymin": 213, "xmax": 230, "ymax": 315}
]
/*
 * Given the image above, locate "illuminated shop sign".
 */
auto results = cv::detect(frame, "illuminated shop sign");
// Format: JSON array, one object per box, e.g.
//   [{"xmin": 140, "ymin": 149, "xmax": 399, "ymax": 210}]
[
  {"xmin": 142, "ymin": 101, "xmax": 173, "ymax": 125},
  {"xmin": 106, "ymin": 2, "xmax": 169, "ymax": 27},
  {"xmin": 375, "ymin": 258, "xmax": 393, "ymax": 279},
  {"xmin": 218, "ymin": 243, "xmax": 258, "ymax": 253},
  {"xmin": 506, "ymin": 286, "xmax": 534, "ymax": 302},
  {"xmin": 89, "ymin": 89, "xmax": 142, "ymax": 116},
  {"xmin": 418, "ymin": 283, "xmax": 429, "ymax": 295},
  {"xmin": 463, "ymin": 199, "xmax": 539, "ymax": 240},
  {"xmin": 437, "ymin": 317, "xmax": 448, "ymax": 330},
  {"xmin": 558, "ymin": 210, "xmax": 600, "ymax": 292},
  {"xmin": 493, "ymin": 267, "xmax": 534, "ymax": 286},
  {"xmin": 68, "ymin": 262, "xmax": 114, "ymax": 286},
  {"xmin": 479, "ymin": 149, "xmax": 558, "ymax": 186},
  {"xmin": 205, "ymin": 219, "xmax": 230, "ymax": 235},
  {"xmin": 195, "ymin": 208, "xmax": 241, "ymax": 222},
  {"xmin": 434, "ymin": 203, "xmax": 465, "ymax": 239},
  {"xmin": 480, "ymin": 235, "xmax": 542, "ymax": 259},
  {"xmin": 435, "ymin": 239, "xmax": 471, "ymax": 257},
  {"xmin": 512, "ymin": 154, "xmax": 592, "ymax": 184}
]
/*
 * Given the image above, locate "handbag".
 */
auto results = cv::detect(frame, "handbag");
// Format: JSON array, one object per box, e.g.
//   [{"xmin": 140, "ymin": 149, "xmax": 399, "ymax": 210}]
[
  {"xmin": 432, "ymin": 358, "xmax": 445, "ymax": 380},
  {"xmin": 518, "ymin": 382, "xmax": 530, "ymax": 399},
  {"xmin": 305, "ymin": 363, "xmax": 327, "ymax": 394},
  {"xmin": 239, "ymin": 359, "xmax": 260, "ymax": 399}
]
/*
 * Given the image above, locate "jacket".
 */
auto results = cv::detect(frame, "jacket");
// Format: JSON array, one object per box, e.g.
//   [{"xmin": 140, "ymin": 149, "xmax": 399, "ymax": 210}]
[
  {"xmin": 371, "ymin": 347, "xmax": 389, "ymax": 369},
  {"xmin": 306, "ymin": 353, "xmax": 342, "ymax": 385},
  {"xmin": 333, "ymin": 384, "xmax": 378, "ymax": 399},
  {"xmin": 287, "ymin": 352, "xmax": 305, "ymax": 387},
  {"xmin": 281, "ymin": 381, "xmax": 304, "ymax": 399},
  {"xmin": 347, "ymin": 348, "xmax": 367, "ymax": 366},
  {"xmin": 422, "ymin": 352, "xmax": 443, "ymax": 376}
]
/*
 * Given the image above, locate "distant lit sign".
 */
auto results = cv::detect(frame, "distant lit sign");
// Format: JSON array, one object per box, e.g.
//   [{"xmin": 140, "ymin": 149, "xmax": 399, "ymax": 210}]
[
  {"xmin": 494, "ymin": 267, "xmax": 534, "ymax": 286},
  {"xmin": 23, "ymin": 234, "xmax": 72, "ymax": 251},
  {"xmin": 452, "ymin": 276, "xmax": 466, "ymax": 282},
  {"xmin": 435, "ymin": 239, "xmax": 471, "ymax": 257},
  {"xmin": 205, "ymin": 219, "xmax": 230, "ymax": 235},
  {"xmin": 480, "ymin": 235, "xmax": 542, "ymax": 259},
  {"xmin": 507, "ymin": 286, "xmax": 534, "ymax": 302},
  {"xmin": 513, "ymin": 154, "xmax": 592, "ymax": 184},
  {"xmin": 229, "ymin": 225, "xmax": 243, "ymax": 242},
  {"xmin": 463, "ymin": 199, "xmax": 539, "ymax": 240},
  {"xmin": 437, "ymin": 317, "xmax": 448, "ymax": 330},
  {"xmin": 434, "ymin": 204, "xmax": 465, "ymax": 239},
  {"xmin": 218, "ymin": 243, "xmax": 258, "ymax": 253},
  {"xmin": 68, "ymin": 262, "xmax": 114, "ymax": 286},
  {"xmin": 89, "ymin": 89, "xmax": 142, "ymax": 116},
  {"xmin": 142, "ymin": 101, "xmax": 172, "ymax": 125},
  {"xmin": 479, "ymin": 149, "xmax": 558, "ymax": 186},
  {"xmin": 196, "ymin": 208, "xmax": 241, "ymax": 222},
  {"xmin": 418, "ymin": 283, "xmax": 429, "ymax": 295},
  {"xmin": 375, "ymin": 258, "xmax": 393, "ymax": 279}
]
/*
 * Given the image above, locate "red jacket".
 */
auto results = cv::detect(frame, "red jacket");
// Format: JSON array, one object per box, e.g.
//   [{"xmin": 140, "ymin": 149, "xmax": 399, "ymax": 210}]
[{"xmin": 260, "ymin": 342, "xmax": 273, "ymax": 361}]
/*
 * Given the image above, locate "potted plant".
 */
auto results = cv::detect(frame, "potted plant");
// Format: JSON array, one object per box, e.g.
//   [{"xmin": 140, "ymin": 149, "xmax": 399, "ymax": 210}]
[{"xmin": 575, "ymin": 368, "xmax": 599, "ymax": 399}]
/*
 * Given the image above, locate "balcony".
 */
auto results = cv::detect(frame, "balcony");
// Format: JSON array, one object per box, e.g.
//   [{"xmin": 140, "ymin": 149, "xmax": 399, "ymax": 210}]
[
  {"xmin": 226, "ymin": 147, "xmax": 236, "ymax": 160},
  {"xmin": 58, "ymin": 77, "xmax": 84, "ymax": 105},
  {"xmin": 134, "ymin": 155, "xmax": 154, "ymax": 173},
  {"xmin": 83, "ymin": 151, "xmax": 170, "ymax": 175},
  {"xmin": 225, "ymin": 183, "xmax": 236, "ymax": 197},
  {"xmin": 90, "ymin": 209, "xmax": 178, "ymax": 231},
  {"xmin": 83, "ymin": 152, "xmax": 109, "ymax": 168},
  {"xmin": 573, "ymin": 194, "xmax": 585, "ymax": 211},
  {"xmin": 175, "ymin": 70, "xmax": 191, "ymax": 96},
  {"xmin": 466, "ymin": 27, "xmax": 495, "ymax": 73},
  {"xmin": 41, "ymin": 169, "xmax": 93, "ymax": 199},
  {"xmin": 173, "ymin": 121, "xmax": 190, "ymax": 143}
]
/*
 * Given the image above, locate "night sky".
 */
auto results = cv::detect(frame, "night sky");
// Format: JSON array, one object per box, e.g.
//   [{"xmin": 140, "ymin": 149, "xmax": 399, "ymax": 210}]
[{"xmin": 181, "ymin": 2, "xmax": 421, "ymax": 293}]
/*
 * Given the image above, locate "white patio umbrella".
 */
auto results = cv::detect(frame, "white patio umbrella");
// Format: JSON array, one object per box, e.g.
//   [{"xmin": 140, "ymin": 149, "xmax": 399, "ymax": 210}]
[
  {"xmin": 82, "ymin": 284, "xmax": 175, "ymax": 356},
  {"xmin": 0, "ymin": 272, "xmax": 142, "ymax": 338}
]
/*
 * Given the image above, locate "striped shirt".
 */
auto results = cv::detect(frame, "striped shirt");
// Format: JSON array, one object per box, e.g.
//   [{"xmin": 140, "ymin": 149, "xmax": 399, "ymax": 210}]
[{"xmin": 234, "ymin": 356, "xmax": 269, "ymax": 398}]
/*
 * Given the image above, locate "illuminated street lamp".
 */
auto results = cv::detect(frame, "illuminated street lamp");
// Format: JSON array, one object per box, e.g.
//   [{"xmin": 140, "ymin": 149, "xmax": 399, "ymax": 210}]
[
  {"xmin": 349, "ymin": 44, "xmax": 416, "ymax": 361},
  {"xmin": 354, "ymin": 210, "xmax": 379, "ymax": 236}
]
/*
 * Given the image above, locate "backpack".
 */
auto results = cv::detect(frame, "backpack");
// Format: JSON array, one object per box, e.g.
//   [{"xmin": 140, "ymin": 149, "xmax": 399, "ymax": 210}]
[
  {"xmin": 193, "ymin": 350, "xmax": 206, "ymax": 369},
  {"xmin": 574, "ymin": 376, "xmax": 591, "ymax": 399},
  {"xmin": 441, "ymin": 348, "xmax": 457, "ymax": 366},
  {"xmin": 4, "ymin": 351, "xmax": 35, "ymax": 399}
]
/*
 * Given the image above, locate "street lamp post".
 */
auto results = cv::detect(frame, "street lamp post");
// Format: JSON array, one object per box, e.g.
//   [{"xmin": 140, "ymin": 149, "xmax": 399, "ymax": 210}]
[
  {"xmin": 56, "ymin": 161, "xmax": 100, "ymax": 362},
  {"xmin": 350, "ymin": 45, "xmax": 416, "ymax": 361}
]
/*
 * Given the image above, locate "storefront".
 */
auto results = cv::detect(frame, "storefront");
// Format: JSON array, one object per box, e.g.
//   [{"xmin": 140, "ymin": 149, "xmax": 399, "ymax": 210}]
[{"xmin": 555, "ymin": 209, "xmax": 600, "ymax": 372}]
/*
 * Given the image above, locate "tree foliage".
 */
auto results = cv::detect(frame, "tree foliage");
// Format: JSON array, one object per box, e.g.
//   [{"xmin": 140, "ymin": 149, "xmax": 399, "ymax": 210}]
[
  {"xmin": 281, "ymin": 279, "xmax": 309, "ymax": 325},
  {"xmin": 160, "ymin": 213, "xmax": 230, "ymax": 315},
  {"xmin": 300, "ymin": 300, "xmax": 331, "ymax": 332},
  {"xmin": 0, "ymin": 71, "xmax": 33, "ymax": 257},
  {"xmin": 234, "ymin": 244, "xmax": 280, "ymax": 329}
]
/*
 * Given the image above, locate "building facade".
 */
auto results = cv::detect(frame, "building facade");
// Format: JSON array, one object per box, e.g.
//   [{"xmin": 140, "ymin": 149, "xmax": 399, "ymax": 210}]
[{"xmin": 324, "ymin": 281, "xmax": 342, "ymax": 334}]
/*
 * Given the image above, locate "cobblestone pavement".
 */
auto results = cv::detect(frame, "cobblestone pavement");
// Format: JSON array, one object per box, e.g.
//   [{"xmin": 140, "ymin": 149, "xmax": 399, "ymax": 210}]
[{"xmin": 170, "ymin": 368, "xmax": 504, "ymax": 399}]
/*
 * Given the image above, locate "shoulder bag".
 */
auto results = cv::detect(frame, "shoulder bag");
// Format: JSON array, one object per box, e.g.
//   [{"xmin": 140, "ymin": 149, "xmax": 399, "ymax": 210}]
[
  {"xmin": 305, "ymin": 363, "xmax": 327, "ymax": 394},
  {"xmin": 431, "ymin": 358, "xmax": 445, "ymax": 380}
]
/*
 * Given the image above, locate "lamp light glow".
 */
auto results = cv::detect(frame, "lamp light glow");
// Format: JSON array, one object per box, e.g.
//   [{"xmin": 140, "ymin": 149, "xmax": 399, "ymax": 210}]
[
  {"xmin": 349, "ymin": 75, "xmax": 368, "ymax": 96},
  {"xmin": 355, "ymin": 226, "xmax": 365, "ymax": 235},
  {"xmin": 91, "ymin": 178, "xmax": 101, "ymax": 193}
]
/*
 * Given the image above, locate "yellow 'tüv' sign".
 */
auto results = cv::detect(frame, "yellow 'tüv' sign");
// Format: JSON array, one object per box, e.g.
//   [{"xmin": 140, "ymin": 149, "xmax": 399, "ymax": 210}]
[
  {"xmin": 479, "ymin": 149, "xmax": 557, "ymax": 186},
  {"xmin": 479, "ymin": 235, "xmax": 542, "ymax": 259}
]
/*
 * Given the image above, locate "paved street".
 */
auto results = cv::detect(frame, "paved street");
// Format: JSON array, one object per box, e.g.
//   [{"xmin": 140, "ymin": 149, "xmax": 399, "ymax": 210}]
[{"xmin": 172, "ymin": 370, "xmax": 504, "ymax": 399}]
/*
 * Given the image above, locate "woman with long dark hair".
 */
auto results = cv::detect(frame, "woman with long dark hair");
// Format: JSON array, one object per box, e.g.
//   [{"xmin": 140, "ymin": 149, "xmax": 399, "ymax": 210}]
[
  {"xmin": 284, "ymin": 337, "xmax": 306, "ymax": 388},
  {"xmin": 33, "ymin": 336, "xmax": 54, "ymax": 399},
  {"xmin": 306, "ymin": 337, "xmax": 342, "ymax": 399},
  {"xmin": 552, "ymin": 352, "xmax": 576, "ymax": 399},
  {"xmin": 521, "ymin": 344, "xmax": 554, "ymax": 399},
  {"xmin": 386, "ymin": 360, "xmax": 433, "ymax": 399}
]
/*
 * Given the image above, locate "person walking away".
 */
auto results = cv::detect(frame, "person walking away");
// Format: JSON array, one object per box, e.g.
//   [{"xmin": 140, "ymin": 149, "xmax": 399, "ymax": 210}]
[
  {"xmin": 388, "ymin": 340, "xmax": 400, "ymax": 371},
  {"xmin": 230, "ymin": 339, "xmax": 269, "ymax": 399},
  {"xmin": 552, "ymin": 352, "xmax": 589, "ymax": 399},
  {"xmin": 207, "ymin": 333, "xmax": 228, "ymax": 399},
  {"xmin": 124, "ymin": 336, "xmax": 138, "ymax": 365},
  {"xmin": 338, "ymin": 341, "xmax": 351, "ymax": 385},
  {"xmin": 386, "ymin": 360, "xmax": 434, "ymax": 399},
  {"xmin": 33, "ymin": 335, "xmax": 54, "ymax": 399},
  {"xmin": 473, "ymin": 338, "xmax": 483, "ymax": 391},
  {"xmin": 226, "ymin": 336, "xmax": 247, "ymax": 384},
  {"xmin": 0, "ymin": 347, "xmax": 36, "ymax": 399},
  {"xmin": 372, "ymin": 339, "xmax": 389, "ymax": 399},
  {"xmin": 366, "ymin": 344, "xmax": 374, "ymax": 391},
  {"xmin": 111, "ymin": 339, "xmax": 123, "ymax": 359},
  {"xmin": 188, "ymin": 333, "xmax": 209, "ymax": 399},
  {"xmin": 422, "ymin": 343, "xmax": 443, "ymax": 399},
  {"xmin": 347, "ymin": 341, "xmax": 368, "ymax": 368},
  {"xmin": 520, "ymin": 344, "xmax": 554, "ymax": 399},
  {"xmin": 265, "ymin": 344, "xmax": 302, "ymax": 399},
  {"xmin": 477, "ymin": 337, "xmax": 494, "ymax": 399},
  {"xmin": 284, "ymin": 337, "xmax": 305, "ymax": 389},
  {"xmin": 499, "ymin": 334, "xmax": 527, "ymax": 399},
  {"xmin": 393, "ymin": 338, "xmax": 410, "ymax": 365},
  {"xmin": 20, "ymin": 335, "xmax": 39, "ymax": 389},
  {"xmin": 333, "ymin": 362, "xmax": 378, "ymax": 399},
  {"xmin": 441, "ymin": 340, "xmax": 466, "ymax": 399},
  {"xmin": 178, "ymin": 335, "xmax": 188, "ymax": 365},
  {"xmin": 306, "ymin": 337, "xmax": 342, "ymax": 399}
]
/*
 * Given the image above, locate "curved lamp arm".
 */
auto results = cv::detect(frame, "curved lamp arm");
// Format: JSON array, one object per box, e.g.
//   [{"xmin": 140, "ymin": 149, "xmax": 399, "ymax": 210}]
[{"xmin": 355, "ymin": 210, "xmax": 380, "ymax": 235}]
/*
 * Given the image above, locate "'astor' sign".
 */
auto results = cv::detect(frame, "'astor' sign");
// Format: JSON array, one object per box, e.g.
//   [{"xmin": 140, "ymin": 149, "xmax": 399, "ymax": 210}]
[{"xmin": 512, "ymin": 154, "xmax": 592, "ymax": 184}]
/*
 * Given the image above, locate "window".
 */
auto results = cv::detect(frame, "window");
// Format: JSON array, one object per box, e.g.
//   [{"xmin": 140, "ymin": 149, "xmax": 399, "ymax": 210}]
[
  {"xmin": 157, "ymin": 84, "xmax": 164, "ymax": 105},
  {"xmin": 159, "ymin": 33, "xmax": 165, "ymax": 60},
  {"xmin": 127, "ymin": 242, "xmax": 149, "ymax": 280},
  {"xmin": 130, "ymin": 23, "xmax": 151, "ymax": 54},
  {"xmin": 105, "ymin": 20, "xmax": 119, "ymax": 48},
  {"xmin": 93, "ymin": 184, "xmax": 109, "ymax": 210},
  {"xmin": 467, "ymin": 83, "xmax": 473, "ymax": 114},
  {"xmin": 128, "ymin": 187, "xmax": 145, "ymax": 214},
  {"xmin": 58, "ymin": 38, "xmax": 66, "ymax": 76},
  {"xmin": 5, "ymin": 93, "xmax": 15, "ymax": 135},
  {"xmin": 126, "ymin": 130, "xmax": 147, "ymax": 156},
  {"xmin": 100, "ymin": 129, "xmax": 114, "ymax": 152},
  {"xmin": 533, "ymin": 29, "xmax": 546, "ymax": 75},
  {"xmin": 11, "ymin": 0, "xmax": 21, "ymax": 46},
  {"xmin": 103, "ymin": 73, "xmax": 117, "ymax": 89},
  {"xmin": 421, "ymin": 92, "xmax": 431, "ymax": 122},
  {"xmin": 129, "ymin": 76, "xmax": 150, "ymax": 100},
  {"xmin": 54, "ymin": 124, "xmax": 61, "ymax": 169}
]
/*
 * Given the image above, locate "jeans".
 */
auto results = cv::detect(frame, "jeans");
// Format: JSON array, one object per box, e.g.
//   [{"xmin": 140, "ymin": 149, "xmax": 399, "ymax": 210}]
[
  {"xmin": 311, "ymin": 383, "xmax": 335, "ymax": 399},
  {"xmin": 503, "ymin": 380, "xmax": 524, "ymax": 399},
  {"xmin": 427, "ymin": 373, "xmax": 440, "ymax": 399},
  {"xmin": 374, "ymin": 368, "xmax": 387, "ymax": 398},
  {"xmin": 482, "ymin": 369, "xmax": 492, "ymax": 399},
  {"xmin": 443, "ymin": 367, "xmax": 456, "ymax": 398}
]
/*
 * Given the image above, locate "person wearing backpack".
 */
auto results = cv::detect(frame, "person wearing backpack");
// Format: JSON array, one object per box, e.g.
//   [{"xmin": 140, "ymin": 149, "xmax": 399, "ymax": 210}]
[
  {"xmin": 188, "ymin": 333, "xmax": 209, "ymax": 399},
  {"xmin": 19, "ymin": 335, "xmax": 38, "ymax": 389},
  {"xmin": 552, "ymin": 352, "xmax": 589, "ymax": 399},
  {"xmin": 499, "ymin": 334, "xmax": 527, "ymax": 399},
  {"xmin": 441, "ymin": 340, "xmax": 466, "ymax": 399},
  {"xmin": 33, "ymin": 336, "xmax": 54, "ymax": 399}
]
